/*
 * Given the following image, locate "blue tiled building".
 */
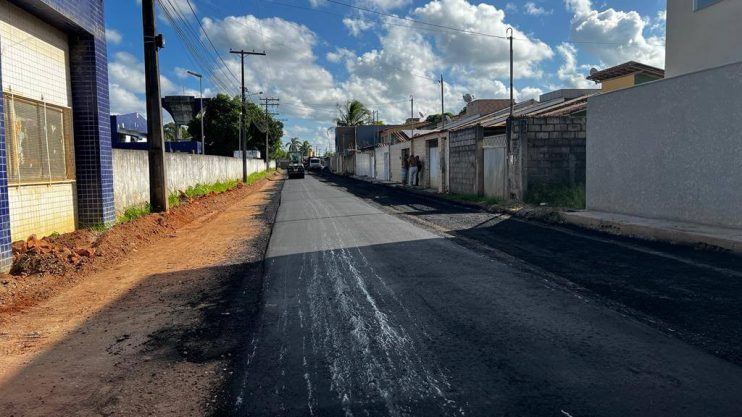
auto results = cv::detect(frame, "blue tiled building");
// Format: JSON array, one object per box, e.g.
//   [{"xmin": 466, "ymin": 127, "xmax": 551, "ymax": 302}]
[{"xmin": 0, "ymin": 0, "xmax": 113, "ymax": 271}]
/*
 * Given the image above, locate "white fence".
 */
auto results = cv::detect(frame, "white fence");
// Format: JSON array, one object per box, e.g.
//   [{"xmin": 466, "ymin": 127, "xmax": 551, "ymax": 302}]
[{"xmin": 113, "ymin": 149, "xmax": 275, "ymax": 214}]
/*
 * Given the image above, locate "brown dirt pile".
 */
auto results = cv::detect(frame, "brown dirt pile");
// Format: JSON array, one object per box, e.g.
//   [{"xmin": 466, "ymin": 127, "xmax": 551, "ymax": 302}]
[{"xmin": 0, "ymin": 173, "xmax": 279, "ymax": 316}]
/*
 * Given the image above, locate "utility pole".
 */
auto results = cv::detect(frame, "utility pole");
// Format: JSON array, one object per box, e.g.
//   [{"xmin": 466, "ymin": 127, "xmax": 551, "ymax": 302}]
[
  {"xmin": 507, "ymin": 27, "xmax": 514, "ymax": 117},
  {"xmin": 230, "ymin": 49, "xmax": 266, "ymax": 181},
  {"xmin": 410, "ymin": 95, "xmax": 414, "ymax": 119},
  {"xmin": 142, "ymin": 0, "xmax": 167, "ymax": 212},
  {"xmin": 440, "ymin": 74, "xmax": 445, "ymax": 129},
  {"xmin": 186, "ymin": 70, "xmax": 204, "ymax": 154},
  {"xmin": 260, "ymin": 96, "xmax": 280, "ymax": 165}
]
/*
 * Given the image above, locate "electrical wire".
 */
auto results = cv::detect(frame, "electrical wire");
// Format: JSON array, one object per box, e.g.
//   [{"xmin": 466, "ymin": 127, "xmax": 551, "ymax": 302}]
[{"xmin": 185, "ymin": 0, "xmax": 241, "ymax": 86}]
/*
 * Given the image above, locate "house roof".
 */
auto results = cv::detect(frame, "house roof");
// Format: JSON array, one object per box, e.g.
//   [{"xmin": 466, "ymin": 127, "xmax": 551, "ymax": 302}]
[{"xmin": 586, "ymin": 61, "xmax": 665, "ymax": 82}]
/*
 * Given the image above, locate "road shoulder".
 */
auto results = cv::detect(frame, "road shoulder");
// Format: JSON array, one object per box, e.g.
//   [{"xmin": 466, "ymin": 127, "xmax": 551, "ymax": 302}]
[{"xmin": 0, "ymin": 176, "xmax": 284, "ymax": 416}]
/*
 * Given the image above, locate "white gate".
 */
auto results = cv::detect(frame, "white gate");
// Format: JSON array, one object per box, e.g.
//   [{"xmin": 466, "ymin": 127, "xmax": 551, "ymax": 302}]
[
  {"xmin": 428, "ymin": 144, "xmax": 440, "ymax": 189},
  {"xmin": 483, "ymin": 135, "xmax": 507, "ymax": 199},
  {"xmin": 356, "ymin": 153, "xmax": 372, "ymax": 177}
]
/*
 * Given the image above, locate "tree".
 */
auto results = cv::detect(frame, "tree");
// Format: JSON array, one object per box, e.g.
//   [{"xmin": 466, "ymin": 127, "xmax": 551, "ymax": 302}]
[
  {"xmin": 164, "ymin": 122, "xmax": 177, "ymax": 140},
  {"xmin": 300, "ymin": 140, "xmax": 312, "ymax": 157},
  {"xmin": 335, "ymin": 99, "xmax": 371, "ymax": 126},
  {"xmin": 425, "ymin": 112, "xmax": 455, "ymax": 124},
  {"xmin": 286, "ymin": 137, "xmax": 301, "ymax": 152},
  {"xmin": 188, "ymin": 93, "xmax": 284, "ymax": 157},
  {"xmin": 188, "ymin": 94, "xmax": 241, "ymax": 156}
]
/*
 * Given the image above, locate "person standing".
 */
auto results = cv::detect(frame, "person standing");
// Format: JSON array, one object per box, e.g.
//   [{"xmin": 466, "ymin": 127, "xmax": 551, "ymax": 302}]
[
  {"xmin": 401, "ymin": 153, "xmax": 409, "ymax": 186},
  {"xmin": 408, "ymin": 154, "xmax": 418, "ymax": 186},
  {"xmin": 415, "ymin": 155, "xmax": 422, "ymax": 186}
]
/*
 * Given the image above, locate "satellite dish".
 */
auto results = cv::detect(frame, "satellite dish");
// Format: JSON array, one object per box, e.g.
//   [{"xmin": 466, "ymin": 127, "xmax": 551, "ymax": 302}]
[
  {"xmin": 589, "ymin": 67, "xmax": 598, "ymax": 75},
  {"xmin": 463, "ymin": 93, "xmax": 473, "ymax": 103},
  {"xmin": 418, "ymin": 111, "xmax": 425, "ymax": 118}
]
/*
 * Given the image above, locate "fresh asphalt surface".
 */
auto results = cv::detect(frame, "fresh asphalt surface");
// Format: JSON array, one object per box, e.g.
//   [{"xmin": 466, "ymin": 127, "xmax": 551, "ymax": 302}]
[{"xmin": 227, "ymin": 174, "xmax": 742, "ymax": 416}]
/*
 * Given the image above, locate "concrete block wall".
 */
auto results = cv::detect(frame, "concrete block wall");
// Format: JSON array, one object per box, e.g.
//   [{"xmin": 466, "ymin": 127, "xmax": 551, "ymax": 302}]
[
  {"xmin": 448, "ymin": 128, "xmax": 480, "ymax": 195},
  {"xmin": 515, "ymin": 116, "xmax": 587, "ymax": 192},
  {"xmin": 587, "ymin": 61, "xmax": 742, "ymax": 228},
  {"xmin": 112, "ymin": 149, "xmax": 272, "ymax": 214}
]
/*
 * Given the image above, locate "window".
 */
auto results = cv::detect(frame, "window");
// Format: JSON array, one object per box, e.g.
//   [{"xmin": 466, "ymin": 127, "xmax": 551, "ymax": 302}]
[
  {"xmin": 695, "ymin": 0, "xmax": 723, "ymax": 11},
  {"xmin": 3, "ymin": 95, "xmax": 75, "ymax": 184}
]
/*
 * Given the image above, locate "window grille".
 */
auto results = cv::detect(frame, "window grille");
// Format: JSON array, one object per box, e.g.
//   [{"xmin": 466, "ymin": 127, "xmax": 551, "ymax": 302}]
[{"xmin": 3, "ymin": 94, "xmax": 75, "ymax": 184}]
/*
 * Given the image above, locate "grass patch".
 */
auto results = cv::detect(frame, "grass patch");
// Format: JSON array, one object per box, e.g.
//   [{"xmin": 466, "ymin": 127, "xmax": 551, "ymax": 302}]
[
  {"xmin": 525, "ymin": 183, "xmax": 586, "ymax": 209},
  {"xmin": 446, "ymin": 193, "xmax": 504, "ymax": 206},
  {"xmin": 116, "ymin": 169, "xmax": 276, "ymax": 222},
  {"xmin": 118, "ymin": 203, "xmax": 152, "ymax": 224}
]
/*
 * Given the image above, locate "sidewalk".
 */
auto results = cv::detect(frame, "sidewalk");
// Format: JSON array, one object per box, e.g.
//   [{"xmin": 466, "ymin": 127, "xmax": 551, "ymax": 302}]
[
  {"xmin": 562, "ymin": 211, "xmax": 742, "ymax": 253},
  {"xmin": 347, "ymin": 174, "xmax": 742, "ymax": 254}
]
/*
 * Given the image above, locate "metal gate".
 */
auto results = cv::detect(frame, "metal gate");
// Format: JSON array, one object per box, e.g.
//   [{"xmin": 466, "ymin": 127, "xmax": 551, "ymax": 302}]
[
  {"xmin": 356, "ymin": 153, "xmax": 372, "ymax": 177},
  {"xmin": 428, "ymin": 144, "xmax": 440, "ymax": 189},
  {"xmin": 483, "ymin": 135, "xmax": 507, "ymax": 199}
]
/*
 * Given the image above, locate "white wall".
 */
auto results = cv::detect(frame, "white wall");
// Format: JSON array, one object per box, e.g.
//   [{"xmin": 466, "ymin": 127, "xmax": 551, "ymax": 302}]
[
  {"xmin": 666, "ymin": 0, "xmax": 742, "ymax": 77},
  {"xmin": 0, "ymin": 1, "xmax": 71, "ymax": 107},
  {"xmin": 586, "ymin": 61, "xmax": 742, "ymax": 228},
  {"xmin": 113, "ymin": 149, "xmax": 274, "ymax": 214}
]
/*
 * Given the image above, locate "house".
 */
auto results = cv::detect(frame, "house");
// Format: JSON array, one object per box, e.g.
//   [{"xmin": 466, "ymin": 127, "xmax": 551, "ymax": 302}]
[
  {"xmin": 111, "ymin": 113, "xmax": 203, "ymax": 154},
  {"xmin": 585, "ymin": 0, "xmax": 742, "ymax": 229},
  {"xmin": 0, "ymin": 0, "xmax": 112, "ymax": 271},
  {"xmin": 445, "ymin": 89, "xmax": 597, "ymax": 200},
  {"xmin": 111, "ymin": 113, "xmax": 148, "ymax": 144},
  {"xmin": 666, "ymin": 0, "xmax": 742, "ymax": 77},
  {"xmin": 586, "ymin": 61, "xmax": 664, "ymax": 93}
]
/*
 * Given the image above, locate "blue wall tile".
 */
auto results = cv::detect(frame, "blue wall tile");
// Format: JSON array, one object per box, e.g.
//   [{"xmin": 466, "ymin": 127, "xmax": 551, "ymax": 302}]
[{"xmin": 0, "ymin": 0, "xmax": 113, "ymax": 270}]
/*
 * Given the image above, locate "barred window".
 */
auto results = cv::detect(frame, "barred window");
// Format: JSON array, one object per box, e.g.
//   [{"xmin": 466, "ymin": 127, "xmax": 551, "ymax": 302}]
[{"xmin": 3, "ymin": 95, "xmax": 74, "ymax": 184}]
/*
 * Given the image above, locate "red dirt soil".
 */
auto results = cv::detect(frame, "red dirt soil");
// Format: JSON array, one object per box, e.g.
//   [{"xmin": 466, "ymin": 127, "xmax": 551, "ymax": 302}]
[{"xmin": 0, "ymin": 172, "xmax": 279, "ymax": 318}]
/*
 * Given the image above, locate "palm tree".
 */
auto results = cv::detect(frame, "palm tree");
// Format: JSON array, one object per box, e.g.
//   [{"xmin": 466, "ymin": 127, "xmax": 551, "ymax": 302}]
[
  {"xmin": 300, "ymin": 140, "xmax": 312, "ymax": 157},
  {"xmin": 286, "ymin": 137, "xmax": 301, "ymax": 152},
  {"xmin": 335, "ymin": 99, "xmax": 371, "ymax": 126}
]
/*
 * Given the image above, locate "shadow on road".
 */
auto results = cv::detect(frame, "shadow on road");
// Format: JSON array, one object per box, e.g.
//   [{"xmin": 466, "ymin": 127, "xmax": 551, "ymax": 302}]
[{"xmin": 317, "ymin": 174, "xmax": 742, "ymax": 367}]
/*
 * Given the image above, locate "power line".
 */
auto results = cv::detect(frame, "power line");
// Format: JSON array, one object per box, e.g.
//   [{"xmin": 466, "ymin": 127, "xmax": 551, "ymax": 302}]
[
  {"xmin": 157, "ymin": 0, "xmax": 236, "ymax": 92},
  {"xmin": 185, "ymin": 0, "xmax": 241, "ymax": 87},
  {"xmin": 263, "ymin": 0, "xmax": 664, "ymax": 46}
]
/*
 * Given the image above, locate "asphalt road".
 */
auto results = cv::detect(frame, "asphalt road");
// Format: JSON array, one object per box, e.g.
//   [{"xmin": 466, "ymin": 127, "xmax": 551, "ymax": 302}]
[{"xmin": 226, "ymin": 174, "xmax": 742, "ymax": 417}]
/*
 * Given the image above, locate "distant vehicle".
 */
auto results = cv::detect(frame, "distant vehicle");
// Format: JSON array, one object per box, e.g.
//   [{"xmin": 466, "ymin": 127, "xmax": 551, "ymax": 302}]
[
  {"xmin": 308, "ymin": 158, "xmax": 323, "ymax": 172},
  {"xmin": 287, "ymin": 151, "xmax": 305, "ymax": 179}
]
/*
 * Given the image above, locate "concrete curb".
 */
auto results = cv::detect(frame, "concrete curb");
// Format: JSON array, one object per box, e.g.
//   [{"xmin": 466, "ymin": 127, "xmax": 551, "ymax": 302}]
[{"xmin": 562, "ymin": 211, "xmax": 742, "ymax": 254}]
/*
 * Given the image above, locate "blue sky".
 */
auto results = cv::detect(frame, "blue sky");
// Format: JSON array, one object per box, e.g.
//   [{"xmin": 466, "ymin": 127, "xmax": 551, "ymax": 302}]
[{"xmin": 104, "ymin": 0, "xmax": 667, "ymax": 152}]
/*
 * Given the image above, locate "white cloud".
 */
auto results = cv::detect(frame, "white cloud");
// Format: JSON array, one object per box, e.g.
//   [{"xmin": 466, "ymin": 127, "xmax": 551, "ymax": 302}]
[
  {"xmin": 556, "ymin": 42, "xmax": 594, "ymax": 88},
  {"xmin": 357, "ymin": 0, "xmax": 412, "ymax": 11},
  {"xmin": 326, "ymin": 48, "xmax": 356, "ymax": 63},
  {"xmin": 565, "ymin": 0, "xmax": 665, "ymax": 68},
  {"xmin": 109, "ymin": 83, "xmax": 145, "ymax": 115},
  {"xmin": 201, "ymin": 15, "xmax": 345, "ymax": 120},
  {"xmin": 108, "ymin": 52, "xmax": 177, "ymax": 96},
  {"xmin": 525, "ymin": 2, "xmax": 552, "ymax": 16},
  {"xmin": 106, "ymin": 28, "xmax": 122, "ymax": 45},
  {"xmin": 413, "ymin": 0, "xmax": 553, "ymax": 79},
  {"xmin": 343, "ymin": 17, "xmax": 375, "ymax": 37}
]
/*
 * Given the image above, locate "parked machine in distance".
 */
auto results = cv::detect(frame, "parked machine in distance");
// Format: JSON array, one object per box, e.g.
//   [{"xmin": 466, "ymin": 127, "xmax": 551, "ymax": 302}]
[
  {"xmin": 308, "ymin": 157, "xmax": 323, "ymax": 172},
  {"xmin": 287, "ymin": 151, "xmax": 305, "ymax": 179}
]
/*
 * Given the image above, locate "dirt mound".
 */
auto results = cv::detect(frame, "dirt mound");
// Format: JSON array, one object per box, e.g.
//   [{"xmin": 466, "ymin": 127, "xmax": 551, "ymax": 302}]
[{"xmin": 0, "ymin": 174, "xmax": 278, "ymax": 316}]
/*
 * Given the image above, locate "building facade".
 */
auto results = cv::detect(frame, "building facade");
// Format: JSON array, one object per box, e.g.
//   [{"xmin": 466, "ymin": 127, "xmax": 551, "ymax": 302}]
[
  {"xmin": 666, "ymin": 0, "xmax": 742, "ymax": 77},
  {"xmin": 0, "ymin": 0, "xmax": 113, "ymax": 270}
]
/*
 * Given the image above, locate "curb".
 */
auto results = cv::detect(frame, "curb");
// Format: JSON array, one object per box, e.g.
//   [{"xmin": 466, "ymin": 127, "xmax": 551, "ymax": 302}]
[{"xmin": 562, "ymin": 212, "xmax": 742, "ymax": 254}]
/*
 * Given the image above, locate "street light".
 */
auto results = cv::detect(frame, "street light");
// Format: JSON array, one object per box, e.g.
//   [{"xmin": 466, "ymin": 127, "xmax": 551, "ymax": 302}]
[{"xmin": 186, "ymin": 70, "xmax": 204, "ymax": 154}]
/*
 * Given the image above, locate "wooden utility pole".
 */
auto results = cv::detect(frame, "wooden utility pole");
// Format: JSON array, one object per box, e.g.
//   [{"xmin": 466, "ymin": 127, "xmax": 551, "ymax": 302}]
[
  {"xmin": 260, "ymin": 97, "xmax": 280, "ymax": 165},
  {"xmin": 230, "ymin": 49, "xmax": 266, "ymax": 181},
  {"xmin": 142, "ymin": 0, "xmax": 167, "ymax": 212},
  {"xmin": 440, "ymin": 74, "xmax": 445, "ymax": 129}
]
